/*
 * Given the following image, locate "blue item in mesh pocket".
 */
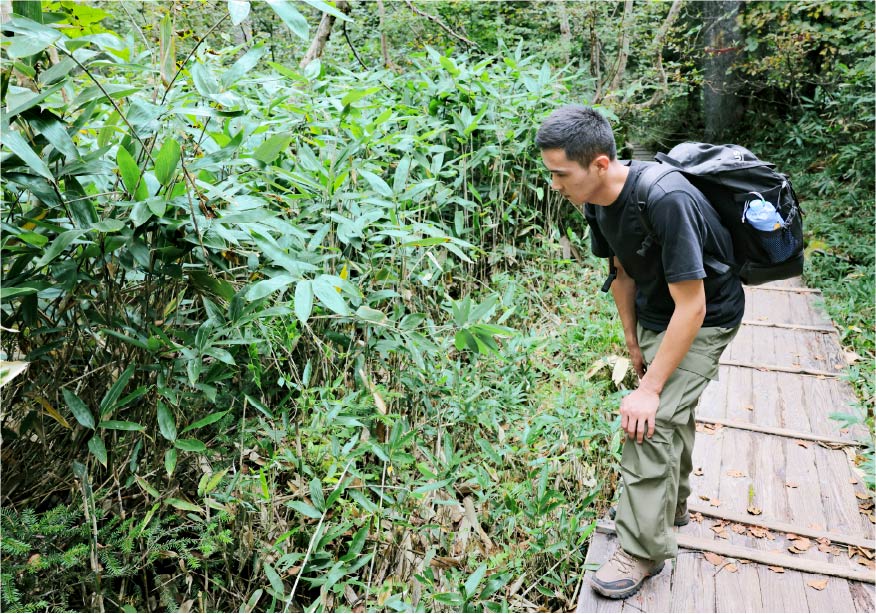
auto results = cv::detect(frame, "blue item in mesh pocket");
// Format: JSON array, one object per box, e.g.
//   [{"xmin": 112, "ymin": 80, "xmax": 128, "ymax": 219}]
[{"xmin": 759, "ymin": 227, "xmax": 802, "ymax": 263}]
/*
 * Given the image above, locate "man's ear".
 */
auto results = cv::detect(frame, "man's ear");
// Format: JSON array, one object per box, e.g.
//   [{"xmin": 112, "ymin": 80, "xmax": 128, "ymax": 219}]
[{"xmin": 591, "ymin": 154, "xmax": 611, "ymax": 173}]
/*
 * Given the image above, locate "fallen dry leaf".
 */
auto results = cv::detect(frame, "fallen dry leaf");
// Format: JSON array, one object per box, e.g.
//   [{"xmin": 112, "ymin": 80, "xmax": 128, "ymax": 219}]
[
  {"xmin": 710, "ymin": 498, "xmax": 721, "ymax": 507},
  {"xmin": 832, "ymin": 363, "xmax": 844, "ymax": 370},
  {"xmin": 744, "ymin": 404, "xmax": 754, "ymax": 411},
  {"xmin": 731, "ymin": 523, "xmax": 747, "ymax": 534},
  {"xmin": 794, "ymin": 439, "xmax": 811, "ymax": 448},
  {"xmin": 747, "ymin": 505, "xmax": 762, "ymax": 516},
  {"xmin": 725, "ymin": 563, "xmax": 738, "ymax": 573},
  {"xmin": 691, "ymin": 511, "xmax": 704, "ymax": 523},
  {"xmin": 855, "ymin": 492, "xmax": 872, "ymax": 500},
  {"xmin": 694, "ymin": 467, "xmax": 704, "ymax": 476},
  {"xmin": 815, "ymin": 537, "xmax": 830, "ymax": 547},
  {"xmin": 858, "ymin": 559, "xmax": 875, "ymax": 570},
  {"xmin": 845, "ymin": 351, "xmax": 862, "ymax": 364},
  {"xmin": 704, "ymin": 552, "xmax": 725, "ymax": 566},
  {"xmin": 789, "ymin": 537, "xmax": 812, "ymax": 553},
  {"xmin": 748, "ymin": 526, "xmax": 774, "ymax": 540},
  {"xmin": 726, "ymin": 470, "xmax": 747, "ymax": 478},
  {"xmin": 807, "ymin": 579, "xmax": 828, "ymax": 591},
  {"xmin": 857, "ymin": 546, "xmax": 875, "ymax": 560},
  {"xmin": 768, "ymin": 565, "xmax": 785, "ymax": 573},
  {"xmin": 849, "ymin": 477, "xmax": 859, "ymax": 484},
  {"xmin": 699, "ymin": 495, "xmax": 711, "ymax": 501},
  {"xmin": 785, "ymin": 482, "xmax": 799, "ymax": 488},
  {"xmin": 786, "ymin": 533, "xmax": 799, "ymax": 540}
]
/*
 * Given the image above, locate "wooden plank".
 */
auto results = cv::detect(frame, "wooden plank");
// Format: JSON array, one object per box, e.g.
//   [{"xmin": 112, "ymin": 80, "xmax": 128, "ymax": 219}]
[
  {"xmin": 686, "ymin": 503, "xmax": 875, "ymax": 549},
  {"xmin": 576, "ymin": 529, "xmax": 622, "ymax": 613},
  {"xmin": 692, "ymin": 417, "xmax": 860, "ymax": 447},
  {"xmin": 801, "ymin": 577, "xmax": 858, "ymax": 612},
  {"xmin": 595, "ymin": 524, "xmax": 875, "ymax": 583},
  {"xmin": 668, "ymin": 551, "xmax": 716, "ymax": 612},
  {"xmin": 620, "ymin": 556, "xmax": 672, "ymax": 613},
  {"xmin": 815, "ymin": 445, "xmax": 873, "ymax": 537},
  {"xmin": 741, "ymin": 320, "xmax": 835, "ymax": 333},
  {"xmin": 715, "ymin": 424, "xmax": 765, "ymax": 613},
  {"xmin": 747, "ymin": 286, "xmax": 822, "ymax": 294},
  {"xmin": 719, "ymin": 360, "xmax": 840, "ymax": 378},
  {"xmin": 850, "ymin": 582, "xmax": 876, "ymax": 614}
]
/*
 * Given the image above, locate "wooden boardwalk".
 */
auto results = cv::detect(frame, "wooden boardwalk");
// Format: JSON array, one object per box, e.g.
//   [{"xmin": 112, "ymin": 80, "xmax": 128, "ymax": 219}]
[{"xmin": 576, "ymin": 279, "xmax": 875, "ymax": 613}]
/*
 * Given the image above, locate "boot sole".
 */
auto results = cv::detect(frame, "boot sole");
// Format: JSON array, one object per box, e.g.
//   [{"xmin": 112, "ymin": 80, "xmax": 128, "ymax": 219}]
[{"xmin": 590, "ymin": 561, "xmax": 665, "ymax": 599}]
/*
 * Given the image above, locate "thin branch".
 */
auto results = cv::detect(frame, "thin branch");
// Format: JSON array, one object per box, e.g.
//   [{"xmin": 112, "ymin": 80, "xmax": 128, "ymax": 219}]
[
  {"xmin": 401, "ymin": 0, "xmax": 481, "ymax": 50},
  {"xmin": 632, "ymin": 0, "xmax": 684, "ymax": 110}
]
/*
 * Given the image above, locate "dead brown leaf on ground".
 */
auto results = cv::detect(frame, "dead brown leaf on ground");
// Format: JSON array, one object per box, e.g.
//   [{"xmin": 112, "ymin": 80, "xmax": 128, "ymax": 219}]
[
  {"xmin": 858, "ymin": 559, "xmax": 876, "ymax": 570},
  {"xmin": 849, "ymin": 476, "xmax": 859, "ymax": 484},
  {"xmin": 704, "ymin": 552, "xmax": 725, "ymax": 566},
  {"xmin": 855, "ymin": 546, "xmax": 875, "ymax": 559},
  {"xmin": 768, "ymin": 565, "xmax": 785, "ymax": 573},
  {"xmin": 807, "ymin": 579, "xmax": 828, "ymax": 591},
  {"xmin": 785, "ymin": 481, "xmax": 799, "ymax": 488},
  {"xmin": 731, "ymin": 523, "xmax": 746, "ymax": 534},
  {"xmin": 710, "ymin": 498, "xmax": 721, "ymax": 507},
  {"xmin": 748, "ymin": 526, "xmax": 774, "ymax": 540},
  {"xmin": 855, "ymin": 492, "xmax": 872, "ymax": 500},
  {"xmin": 794, "ymin": 439, "xmax": 811, "ymax": 448},
  {"xmin": 699, "ymin": 494, "xmax": 711, "ymax": 501},
  {"xmin": 744, "ymin": 404, "xmax": 754, "ymax": 411},
  {"xmin": 747, "ymin": 505, "xmax": 762, "ymax": 516},
  {"xmin": 691, "ymin": 511, "xmax": 704, "ymax": 523},
  {"xmin": 694, "ymin": 467, "xmax": 704, "ymax": 476},
  {"xmin": 726, "ymin": 470, "xmax": 746, "ymax": 478},
  {"xmin": 786, "ymin": 533, "xmax": 799, "ymax": 540},
  {"xmin": 789, "ymin": 537, "xmax": 812, "ymax": 553},
  {"xmin": 725, "ymin": 563, "xmax": 738, "ymax": 573}
]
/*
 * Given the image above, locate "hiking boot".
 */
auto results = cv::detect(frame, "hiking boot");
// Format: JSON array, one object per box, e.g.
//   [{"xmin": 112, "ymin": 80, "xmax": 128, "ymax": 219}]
[
  {"xmin": 590, "ymin": 548, "xmax": 664, "ymax": 599},
  {"xmin": 608, "ymin": 504, "xmax": 689, "ymax": 527}
]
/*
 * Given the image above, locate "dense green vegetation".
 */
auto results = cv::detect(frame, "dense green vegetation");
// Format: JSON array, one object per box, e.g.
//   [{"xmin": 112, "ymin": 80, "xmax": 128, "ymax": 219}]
[{"xmin": 1, "ymin": 1, "xmax": 872, "ymax": 611}]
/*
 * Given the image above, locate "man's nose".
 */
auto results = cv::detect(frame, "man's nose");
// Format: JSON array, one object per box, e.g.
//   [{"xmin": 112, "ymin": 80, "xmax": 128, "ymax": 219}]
[{"xmin": 550, "ymin": 176, "xmax": 561, "ymax": 190}]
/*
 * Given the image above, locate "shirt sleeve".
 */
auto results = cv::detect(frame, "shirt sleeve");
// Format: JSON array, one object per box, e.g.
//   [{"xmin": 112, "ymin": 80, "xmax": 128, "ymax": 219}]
[
  {"xmin": 583, "ymin": 204, "xmax": 611, "ymax": 258},
  {"xmin": 647, "ymin": 191, "xmax": 707, "ymax": 283}
]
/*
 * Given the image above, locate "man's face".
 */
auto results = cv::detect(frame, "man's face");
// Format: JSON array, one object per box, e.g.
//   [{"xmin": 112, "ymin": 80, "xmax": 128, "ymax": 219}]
[{"xmin": 541, "ymin": 148, "xmax": 603, "ymax": 207}]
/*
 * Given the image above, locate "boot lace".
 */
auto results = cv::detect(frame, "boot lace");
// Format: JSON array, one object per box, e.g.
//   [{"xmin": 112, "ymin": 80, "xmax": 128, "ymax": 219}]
[{"xmin": 612, "ymin": 549, "xmax": 636, "ymax": 575}]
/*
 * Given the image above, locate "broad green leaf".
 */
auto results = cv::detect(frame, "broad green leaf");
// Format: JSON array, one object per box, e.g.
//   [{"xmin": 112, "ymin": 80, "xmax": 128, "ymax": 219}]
[
  {"xmin": 0, "ymin": 286, "xmax": 38, "ymax": 300},
  {"xmin": 288, "ymin": 500, "xmax": 322, "ymax": 519},
  {"xmin": 62, "ymin": 388, "xmax": 95, "ymax": 430},
  {"xmin": 3, "ymin": 18, "xmax": 60, "ymax": 58},
  {"xmin": 98, "ymin": 420, "xmax": 144, "ymax": 431},
  {"xmin": 200, "ymin": 467, "xmax": 229, "ymax": 495},
  {"xmin": 190, "ymin": 62, "xmax": 220, "ymax": 98},
  {"xmin": 180, "ymin": 410, "xmax": 229, "ymax": 434},
  {"xmin": 263, "ymin": 561, "xmax": 285, "ymax": 596},
  {"xmin": 3, "ymin": 129, "xmax": 53, "ymax": 180},
  {"xmin": 165, "ymin": 447, "xmax": 177, "ymax": 476},
  {"xmin": 355, "ymin": 306, "xmax": 386, "ymax": 323},
  {"xmin": 174, "ymin": 438, "xmax": 207, "ymax": 452},
  {"xmin": 130, "ymin": 201, "xmax": 152, "ymax": 227},
  {"xmin": 34, "ymin": 229, "xmax": 85, "ymax": 268},
  {"xmin": 15, "ymin": 231, "xmax": 47, "ymax": 247},
  {"xmin": 294, "ymin": 280, "xmax": 313, "ymax": 324},
  {"xmin": 341, "ymin": 87, "xmax": 380, "ymax": 106},
  {"xmin": 309, "ymin": 478, "xmax": 325, "ymax": 511},
  {"xmin": 91, "ymin": 219, "xmax": 125, "ymax": 233},
  {"xmin": 265, "ymin": 0, "xmax": 309, "ymax": 40},
  {"xmin": 253, "ymin": 133, "xmax": 292, "ymax": 164},
  {"xmin": 464, "ymin": 563, "xmax": 488, "ymax": 598},
  {"xmin": 402, "ymin": 237, "xmax": 450, "ymax": 247},
  {"xmin": 88, "ymin": 435, "xmax": 107, "ymax": 466},
  {"xmin": 313, "ymin": 275, "xmax": 349, "ymax": 316},
  {"xmin": 29, "ymin": 113, "xmax": 78, "ymax": 160},
  {"xmin": 357, "ymin": 169, "xmax": 392, "ymax": 198},
  {"xmin": 146, "ymin": 197, "xmax": 166, "ymax": 218},
  {"xmin": 157, "ymin": 400, "xmax": 177, "ymax": 442},
  {"xmin": 166, "ymin": 498, "xmax": 203, "ymax": 514},
  {"xmin": 227, "ymin": 0, "xmax": 251, "ymax": 25},
  {"xmin": 153, "ymin": 138, "xmax": 181, "ymax": 186},
  {"xmin": 0, "ymin": 361, "xmax": 29, "ymax": 388},
  {"xmin": 117, "ymin": 146, "xmax": 148, "ymax": 200},
  {"xmin": 245, "ymin": 274, "xmax": 295, "ymax": 301},
  {"xmin": 392, "ymin": 156, "xmax": 412, "ymax": 194},
  {"xmin": 301, "ymin": 0, "xmax": 352, "ymax": 21},
  {"xmin": 221, "ymin": 44, "xmax": 266, "ymax": 87},
  {"xmin": 159, "ymin": 13, "xmax": 175, "ymax": 87},
  {"xmin": 134, "ymin": 475, "xmax": 161, "ymax": 498}
]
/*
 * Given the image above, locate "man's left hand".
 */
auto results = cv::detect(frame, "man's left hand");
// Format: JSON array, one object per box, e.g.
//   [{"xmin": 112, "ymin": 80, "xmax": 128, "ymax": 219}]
[{"xmin": 620, "ymin": 386, "xmax": 660, "ymax": 443}]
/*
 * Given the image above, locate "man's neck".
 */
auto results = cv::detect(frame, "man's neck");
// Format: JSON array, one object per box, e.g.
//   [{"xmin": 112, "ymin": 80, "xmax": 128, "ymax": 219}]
[{"xmin": 590, "ymin": 160, "xmax": 631, "ymax": 207}]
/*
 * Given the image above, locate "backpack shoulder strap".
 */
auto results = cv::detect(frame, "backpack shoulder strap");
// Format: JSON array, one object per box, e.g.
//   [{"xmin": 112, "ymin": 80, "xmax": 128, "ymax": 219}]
[{"xmin": 635, "ymin": 163, "xmax": 732, "ymax": 276}]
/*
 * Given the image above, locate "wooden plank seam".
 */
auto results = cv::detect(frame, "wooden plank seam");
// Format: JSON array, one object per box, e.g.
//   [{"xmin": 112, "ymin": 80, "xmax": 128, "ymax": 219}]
[{"xmin": 719, "ymin": 360, "xmax": 841, "ymax": 378}]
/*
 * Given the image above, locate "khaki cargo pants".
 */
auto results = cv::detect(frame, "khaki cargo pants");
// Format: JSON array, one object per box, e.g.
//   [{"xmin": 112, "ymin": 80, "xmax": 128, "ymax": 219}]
[{"xmin": 614, "ymin": 322, "xmax": 739, "ymax": 563}]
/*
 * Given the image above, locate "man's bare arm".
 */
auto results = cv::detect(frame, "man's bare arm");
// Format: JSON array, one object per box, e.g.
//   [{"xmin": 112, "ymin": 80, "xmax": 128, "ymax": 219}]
[{"xmin": 610, "ymin": 257, "xmax": 645, "ymax": 378}]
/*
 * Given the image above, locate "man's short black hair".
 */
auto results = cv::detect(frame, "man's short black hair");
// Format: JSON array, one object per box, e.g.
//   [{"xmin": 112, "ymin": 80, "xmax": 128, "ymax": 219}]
[{"xmin": 536, "ymin": 105, "xmax": 617, "ymax": 167}]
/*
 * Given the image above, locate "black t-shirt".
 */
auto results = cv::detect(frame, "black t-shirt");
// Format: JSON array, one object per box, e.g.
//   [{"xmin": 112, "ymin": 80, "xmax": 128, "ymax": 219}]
[{"xmin": 584, "ymin": 160, "xmax": 745, "ymax": 332}]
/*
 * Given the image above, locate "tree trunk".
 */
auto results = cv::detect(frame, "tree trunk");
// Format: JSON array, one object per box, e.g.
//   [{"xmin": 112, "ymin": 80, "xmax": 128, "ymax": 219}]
[
  {"xmin": 556, "ymin": 0, "xmax": 571, "ymax": 65},
  {"xmin": 587, "ymin": 1, "xmax": 601, "ymax": 100},
  {"xmin": 299, "ymin": 0, "xmax": 349, "ymax": 69},
  {"xmin": 703, "ymin": 0, "xmax": 742, "ymax": 141},
  {"xmin": 607, "ymin": 0, "xmax": 634, "ymax": 95}
]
